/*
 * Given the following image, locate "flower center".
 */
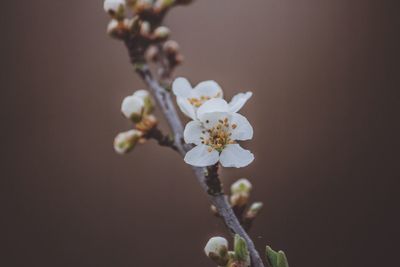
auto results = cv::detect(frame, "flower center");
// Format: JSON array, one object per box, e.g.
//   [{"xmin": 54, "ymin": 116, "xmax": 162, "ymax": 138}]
[
  {"xmin": 188, "ymin": 92, "xmax": 222, "ymax": 107},
  {"xmin": 188, "ymin": 96, "xmax": 211, "ymax": 107},
  {"xmin": 200, "ymin": 117, "xmax": 237, "ymax": 152}
]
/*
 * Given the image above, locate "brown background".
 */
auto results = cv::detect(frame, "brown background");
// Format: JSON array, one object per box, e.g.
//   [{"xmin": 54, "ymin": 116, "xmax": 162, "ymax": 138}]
[{"xmin": 1, "ymin": 0, "xmax": 399, "ymax": 266}]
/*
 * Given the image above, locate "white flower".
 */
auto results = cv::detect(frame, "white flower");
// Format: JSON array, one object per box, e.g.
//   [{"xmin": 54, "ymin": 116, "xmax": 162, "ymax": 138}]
[
  {"xmin": 114, "ymin": 129, "xmax": 143, "ymax": 154},
  {"xmin": 172, "ymin": 77, "xmax": 252, "ymax": 120},
  {"xmin": 183, "ymin": 98, "xmax": 254, "ymax": 168},
  {"xmin": 121, "ymin": 90, "xmax": 154, "ymax": 122},
  {"xmin": 103, "ymin": 0, "xmax": 125, "ymax": 14}
]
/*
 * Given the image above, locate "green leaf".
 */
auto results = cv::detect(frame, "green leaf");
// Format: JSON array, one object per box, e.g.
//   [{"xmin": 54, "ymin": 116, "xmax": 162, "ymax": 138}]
[
  {"xmin": 266, "ymin": 246, "xmax": 278, "ymax": 267},
  {"xmin": 266, "ymin": 246, "xmax": 289, "ymax": 267},
  {"xmin": 277, "ymin": 251, "xmax": 289, "ymax": 267},
  {"xmin": 234, "ymin": 235, "xmax": 249, "ymax": 263}
]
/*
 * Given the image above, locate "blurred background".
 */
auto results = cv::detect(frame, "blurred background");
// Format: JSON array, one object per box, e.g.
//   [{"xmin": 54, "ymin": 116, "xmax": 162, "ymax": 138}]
[{"xmin": 1, "ymin": 0, "xmax": 399, "ymax": 266}]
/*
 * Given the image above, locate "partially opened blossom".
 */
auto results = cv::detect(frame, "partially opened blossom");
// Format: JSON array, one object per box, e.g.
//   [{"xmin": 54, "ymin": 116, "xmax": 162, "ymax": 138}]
[
  {"xmin": 121, "ymin": 89, "xmax": 154, "ymax": 122},
  {"xmin": 172, "ymin": 77, "xmax": 252, "ymax": 120},
  {"xmin": 114, "ymin": 129, "xmax": 143, "ymax": 154},
  {"xmin": 183, "ymin": 98, "xmax": 254, "ymax": 168}
]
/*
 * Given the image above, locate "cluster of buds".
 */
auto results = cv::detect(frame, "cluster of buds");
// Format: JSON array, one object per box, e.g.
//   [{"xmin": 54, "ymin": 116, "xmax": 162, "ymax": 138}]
[
  {"xmin": 211, "ymin": 178, "xmax": 263, "ymax": 231},
  {"xmin": 103, "ymin": 0, "xmax": 187, "ymax": 68},
  {"xmin": 114, "ymin": 89, "xmax": 157, "ymax": 154},
  {"xmin": 204, "ymin": 235, "xmax": 250, "ymax": 267},
  {"xmin": 204, "ymin": 236, "xmax": 290, "ymax": 267}
]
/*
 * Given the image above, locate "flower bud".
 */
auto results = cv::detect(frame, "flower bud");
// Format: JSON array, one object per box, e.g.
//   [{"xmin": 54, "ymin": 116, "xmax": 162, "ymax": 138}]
[
  {"xmin": 133, "ymin": 89, "xmax": 155, "ymax": 114},
  {"xmin": 145, "ymin": 45, "xmax": 159, "ymax": 62},
  {"xmin": 163, "ymin": 40, "xmax": 180, "ymax": 55},
  {"xmin": 204, "ymin": 237, "xmax": 229, "ymax": 266},
  {"xmin": 124, "ymin": 17, "xmax": 141, "ymax": 35},
  {"xmin": 154, "ymin": 26, "xmax": 171, "ymax": 41},
  {"xmin": 245, "ymin": 202, "xmax": 263, "ymax": 222},
  {"xmin": 114, "ymin": 129, "xmax": 143, "ymax": 154},
  {"xmin": 134, "ymin": 0, "xmax": 153, "ymax": 14},
  {"xmin": 231, "ymin": 178, "xmax": 252, "ymax": 195},
  {"xmin": 121, "ymin": 94, "xmax": 145, "ymax": 122},
  {"xmin": 104, "ymin": 0, "xmax": 126, "ymax": 19},
  {"xmin": 210, "ymin": 205, "xmax": 219, "ymax": 216},
  {"xmin": 230, "ymin": 193, "xmax": 249, "ymax": 207},
  {"xmin": 107, "ymin": 19, "xmax": 130, "ymax": 39},
  {"xmin": 140, "ymin": 21, "xmax": 151, "ymax": 36},
  {"xmin": 230, "ymin": 179, "xmax": 252, "ymax": 207},
  {"xmin": 154, "ymin": 0, "xmax": 175, "ymax": 13}
]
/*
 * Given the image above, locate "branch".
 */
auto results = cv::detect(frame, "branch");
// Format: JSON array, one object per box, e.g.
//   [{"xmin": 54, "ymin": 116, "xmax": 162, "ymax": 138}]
[{"xmin": 133, "ymin": 63, "xmax": 265, "ymax": 267}]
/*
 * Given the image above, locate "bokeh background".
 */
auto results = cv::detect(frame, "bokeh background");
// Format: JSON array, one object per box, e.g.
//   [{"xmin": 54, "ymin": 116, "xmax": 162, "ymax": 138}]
[{"xmin": 1, "ymin": 0, "xmax": 399, "ymax": 266}]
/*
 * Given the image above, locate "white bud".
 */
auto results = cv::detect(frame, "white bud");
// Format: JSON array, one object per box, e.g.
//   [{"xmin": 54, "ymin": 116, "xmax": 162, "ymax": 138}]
[
  {"xmin": 140, "ymin": 21, "xmax": 151, "ymax": 36},
  {"xmin": 107, "ymin": 19, "xmax": 119, "ymax": 34},
  {"xmin": 121, "ymin": 94, "xmax": 145, "ymax": 122},
  {"xmin": 114, "ymin": 129, "xmax": 143, "ymax": 154},
  {"xmin": 104, "ymin": 0, "xmax": 126, "ymax": 14},
  {"xmin": 231, "ymin": 178, "xmax": 252, "ymax": 195},
  {"xmin": 134, "ymin": 0, "xmax": 153, "ymax": 13},
  {"xmin": 249, "ymin": 202, "xmax": 263, "ymax": 213},
  {"xmin": 204, "ymin": 237, "xmax": 229, "ymax": 266},
  {"xmin": 107, "ymin": 19, "xmax": 130, "ymax": 39},
  {"xmin": 133, "ymin": 89, "xmax": 154, "ymax": 114},
  {"xmin": 154, "ymin": 26, "xmax": 170, "ymax": 40},
  {"xmin": 133, "ymin": 89, "xmax": 150, "ymax": 100}
]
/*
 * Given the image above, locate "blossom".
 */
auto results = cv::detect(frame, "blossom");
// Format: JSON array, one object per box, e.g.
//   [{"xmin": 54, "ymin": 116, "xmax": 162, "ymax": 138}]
[
  {"xmin": 121, "ymin": 90, "xmax": 154, "ymax": 122},
  {"xmin": 172, "ymin": 77, "xmax": 252, "ymax": 120},
  {"xmin": 183, "ymin": 98, "xmax": 254, "ymax": 168},
  {"xmin": 114, "ymin": 129, "xmax": 143, "ymax": 154}
]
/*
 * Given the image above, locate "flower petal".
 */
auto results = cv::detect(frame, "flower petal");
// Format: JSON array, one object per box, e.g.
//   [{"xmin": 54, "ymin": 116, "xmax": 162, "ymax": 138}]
[
  {"xmin": 184, "ymin": 144, "xmax": 219, "ymax": 167},
  {"xmin": 197, "ymin": 98, "xmax": 230, "ymax": 120},
  {"xmin": 172, "ymin": 77, "xmax": 192, "ymax": 97},
  {"xmin": 184, "ymin": 120, "xmax": 205, "ymax": 145},
  {"xmin": 228, "ymin": 91, "xmax": 253, "ymax": 113},
  {"xmin": 121, "ymin": 95, "xmax": 144, "ymax": 119},
  {"xmin": 219, "ymin": 144, "xmax": 254, "ymax": 168},
  {"xmin": 192, "ymin": 80, "xmax": 223, "ymax": 98},
  {"xmin": 197, "ymin": 111, "xmax": 229, "ymax": 130},
  {"xmin": 177, "ymin": 97, "xmax": 196, "ymax": 120},
  {"xmin": 230, "ymin": 113, "xmax": 253, "ymax": 141}
]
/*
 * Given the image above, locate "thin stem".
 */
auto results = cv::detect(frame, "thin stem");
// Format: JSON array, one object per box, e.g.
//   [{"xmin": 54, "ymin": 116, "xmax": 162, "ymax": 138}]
[
  {"xmin": 133, "ymin": 63, "xmax": 265, "ymax": 267},
  {"xmin": 146, "ymin": 127, "xmax": 178, "ymax": 151}
]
